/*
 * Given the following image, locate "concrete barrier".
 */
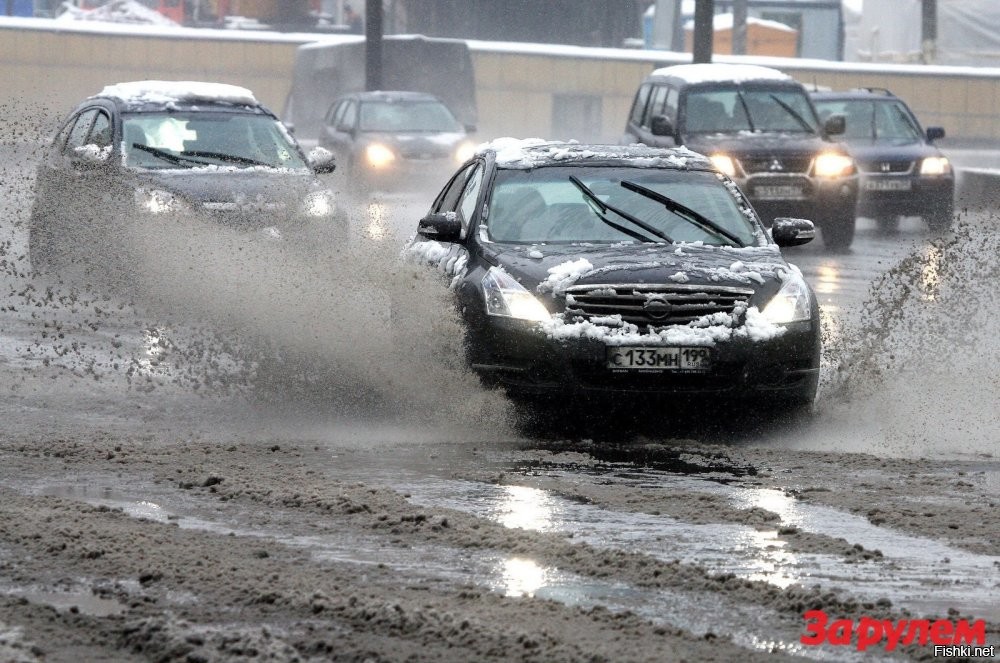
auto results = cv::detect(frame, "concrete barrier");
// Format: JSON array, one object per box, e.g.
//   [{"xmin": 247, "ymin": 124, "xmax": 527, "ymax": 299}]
[{"xmin": 956, "ymin": 168, "xmax": 1000, "ymax": 211}]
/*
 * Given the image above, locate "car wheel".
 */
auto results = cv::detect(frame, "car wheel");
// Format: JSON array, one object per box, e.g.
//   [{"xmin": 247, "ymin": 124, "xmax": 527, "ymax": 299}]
[
  {"xmin": 926, "ymin": 202, "xmax": 954, "ymax": 233},
  {"xmin": 820, "ymin": 211, "xmax": 856, "ymax": 251}
]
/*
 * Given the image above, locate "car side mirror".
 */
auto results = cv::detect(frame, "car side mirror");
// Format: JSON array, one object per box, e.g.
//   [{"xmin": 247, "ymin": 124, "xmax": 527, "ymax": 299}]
[
  {"xmin": 926, "ymin": 126, "xmax": 945, "ymax": 142},
  {"xmin": 823, "ymin": 114, "xmax": 846, "ymax": 136},
  {"xmin": 650, "ymin": 115, "xmax": 674, "ymax": 137},
  {"xmin": 71, "ymin": 144, "xmax": 112, "ymax": 168},
  {"xmin": 771, "ymin": 217, "xmax": 816, "ymax": 246},
  {"xmin": 417, "ymin": 212, "xmax": 462, "ymax": 242},
  {"xmin": 307, "ymin": 146, "xmax": 337, "ymax": 174},
  {"xmin": 771, "ymin": 218, "xmax": 815, "ymax": 247}
]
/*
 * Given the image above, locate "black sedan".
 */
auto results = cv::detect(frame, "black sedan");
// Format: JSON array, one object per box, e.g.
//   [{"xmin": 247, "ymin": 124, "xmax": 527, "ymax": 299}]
[
  {"xmin": 29, "ymin": 80, "xmax": 341, "ymax": 279},
  {"xmin": 811, "ymin": 88, "xmax": 954, "ymax": 231},
  {"xmin": 404, "ymin": 140, "xmax": 821, "ymax": 408}
]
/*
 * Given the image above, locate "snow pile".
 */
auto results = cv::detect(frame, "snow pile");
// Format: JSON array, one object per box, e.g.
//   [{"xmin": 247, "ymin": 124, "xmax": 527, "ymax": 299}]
[
  {"xmin": 401, "ymin": 239, "xmax": 469, "ymax": 283},
  {"xmin": 650, "ymin": 63, "xmax": 791, "ymax": 84},
  {"xmin": 537, "ymin": 258, "xmax": 594, "ymax": 295},
  {"xmin": 478, "ymin": 138, "xmax": 706, "ymax": 170},
  {"xmin": 101, "ymin": 81, "xmax": 257, "ymax": 106},
  {"xmin": 57, "ymin": 0, "xmax": 179, "ymax": 26}
]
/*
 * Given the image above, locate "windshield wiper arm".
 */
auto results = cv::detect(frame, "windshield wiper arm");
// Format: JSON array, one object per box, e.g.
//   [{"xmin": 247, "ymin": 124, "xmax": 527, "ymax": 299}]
[
  {"xmin": 767, "ymin": 94, "xmax": 814, "ymax": 133},
  {"xmin": 569, "ymin": 175, "xmax": 673, "ymax": 243},
  {"xmin": 180, "ymin": 150, "xmax": 270, "ymax": 167},
  {"xmin": 130, "ymin": 143, "xmax": 205, "ymax": 167},
  {"xmin": 619, "ymin": 180, "xmax": 746, "ymax": 248}
]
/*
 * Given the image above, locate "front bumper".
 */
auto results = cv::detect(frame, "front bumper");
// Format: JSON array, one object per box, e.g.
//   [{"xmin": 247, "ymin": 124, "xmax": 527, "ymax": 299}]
[
  {"xmin": 855, "ymin": 175, "xmax": 954, "ymax": 217},
  {"xmin": 469, "ymin": 317, "xmax": 820, "ymax": 399},
  {"xmin": 738, "ymin": 174, "xmax": 858, "ymax": 223},
  {"xmin": 355, "ymin": 156, "xmax": 458, "ymax": 193}
]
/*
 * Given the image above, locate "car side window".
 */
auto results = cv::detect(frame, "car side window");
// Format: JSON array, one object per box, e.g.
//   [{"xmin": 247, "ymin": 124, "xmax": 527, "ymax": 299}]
[
  {"xmin": 63, "ymin": 109, "xmax": 99, "ymax": 155},
  {"xmin": 629, "ymin": 83, "xmax": 651, "ymax": 127},
  {"xmin": 456, "ymin": 164, "xmax": 485, "ymax": 235},
  {"xmin": 664, "ymin": 87, "xmax": 679, "ymax": 123},
  {"xmin": 326, "ymin": 101, "xmax": 344, "ymax": 125},
  {"xmin": 337, "ymin": 101, "xmax": 357, "ymax": 132},
  {"xmin": 643, "ymin": 85, "xmax": 669, "ymax": 129},
  {"xmin": 88, "ymin": 111, "xmax": 112, "ymax": 148},
  {"xmin": 433, "ymin": 162, "xmax": 475, "ymax": 214}
]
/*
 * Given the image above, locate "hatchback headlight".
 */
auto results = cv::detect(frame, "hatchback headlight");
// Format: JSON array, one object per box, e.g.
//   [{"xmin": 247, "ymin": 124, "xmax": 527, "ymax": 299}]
[
  {"xmin": 762, "ymin": 274, "xmax": 812, "ymax": 324},
  {"xmin": 813, "ymin": 152, "xmax": 855, "ymax": 178},
  {"xmin": 710, "ymin": 154, "xmax": 737, "ymax": 178},
  {"xmin": 482, "ymin": 267, "xmax": 550, "ymax": 321},
  {"xmin": 454, "ymin": 140, "xmax": 476, "ymax": 164},
  {"xmin": 920, "ymin": 156, "xmax": 951, "ymax": 176},
  {"xmin": 302, "ymin": 190, "xmax": 335, "ymax": 217},
  {"xmin": 135, "ymin": 189, "xmax": 190, "ymax": 215},
  {"xmin": 365, "ymin": 143, "xmax": 396, "ymax": 168}
]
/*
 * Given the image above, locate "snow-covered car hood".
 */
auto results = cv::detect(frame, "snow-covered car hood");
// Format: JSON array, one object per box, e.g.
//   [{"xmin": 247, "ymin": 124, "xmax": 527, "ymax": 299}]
[
  {"xmin": 685, "ymin": 131, "xmax": 834, "ymax": 157},
  {"xmin": 362, "ymin": 131, "xmax": 467, "ymax": 159},
  {"xmin": 483, "ymin": 242, "xmax": 792, "ymax": 301},
  {"xmin": 132, "ymin": 168, "xmax": 324, "ymax": 205}
]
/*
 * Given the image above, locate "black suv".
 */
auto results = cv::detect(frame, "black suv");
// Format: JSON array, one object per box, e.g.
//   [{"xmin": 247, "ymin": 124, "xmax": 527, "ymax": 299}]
[
  {"xmin": 810, "ymin": 88, "xmax": 954, "ymax": 231},
  {"xmin": 624, "ymin": 64, "xmax": 859, "ymax": 250}
]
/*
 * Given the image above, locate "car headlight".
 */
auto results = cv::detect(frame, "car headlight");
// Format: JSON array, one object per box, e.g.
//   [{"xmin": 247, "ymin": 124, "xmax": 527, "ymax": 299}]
[
  {"xmin": 135, "ymin": 189, "xmax": 189, "ymax": 214},
  {"xmin": 762, "ymin": 274, "xmax": 812, "ymax": 324},
  {"xmin": 482, "ymin": 266, "xmax": 550, "ymax": 322},
  {"xmin": 365, "ymin": 143, "xmax": 396, "ymax": 169},
  {"xmin": 813, "ymin": 152, "xmax": 855, "ymax": 178},
  {"xmin": 710, "ymin": 154, "xmax": 737, "ymax": 178},
  {"xmin": 302, "ymin": 190, "xmax": 335, "ymax": 217},
  {"xmin": 920, "ymin": 156, "xmax": 951, "ymax": 176},
  {"xmin": 454, "ymin": 140, "xmax": 476, "ymax": 164}
]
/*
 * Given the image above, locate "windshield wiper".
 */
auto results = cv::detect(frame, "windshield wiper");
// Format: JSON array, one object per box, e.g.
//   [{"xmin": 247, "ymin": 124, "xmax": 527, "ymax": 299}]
[
  {"xmin": 180, "ymin": 150, "xmax": 271, "ymax": 168},
  {"xmin": 767, "ymin": 94, "xmax": 815, "ymax": 133},
  {"xmin": 569, "ymin": 175, "xmax": 672, "ymax": 243},
  {"xmin": 619, "ymin": 180, "xmax": 746, "ymax": 248},
  {"xmin": 130, "ymin": 143, "xmax": 206, "ymax": 167}
]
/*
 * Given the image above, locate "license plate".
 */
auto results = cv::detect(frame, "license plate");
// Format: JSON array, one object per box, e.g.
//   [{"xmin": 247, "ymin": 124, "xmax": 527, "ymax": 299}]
[
  {"xmin": 753, "ymin": 185, "xmax": 804, "ymax": 200},
  {"xmin": 607, "ymin": 347, "xmax": 712, "ymax": 372},
  {"xmin": 864, "ymin": 179, "xmax": 912, "ymax": 191}
]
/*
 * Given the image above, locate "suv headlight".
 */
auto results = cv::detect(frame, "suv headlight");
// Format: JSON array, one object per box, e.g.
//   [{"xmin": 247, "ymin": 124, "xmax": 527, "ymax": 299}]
[
  {"xmin": 135, "ymin": 189, "xmax": 190, "ymax": 215},
  {"xmin": 813, "ymin": 152, "xmax": 855, "ymax": 178},
  {"xmin": 762, "ymin": 274, "xmax": 812, "ymax": 324},
  {"xmin": 365, "ymin": 143, "xmax": 396, "ymax": 168},
  {"xmin": 482, "ymin": 266, "xmax": 550, "ymax": 321},
  {"xmin": 302, "ymin": 190, "xmax": 335, "ymax": 217},
  {"xmin": 709, "ymin": 154, "xmax": 737, "ymax": 178},
  {"xmin": 920, "ymin": 156, "xmax": 951, "ymax": 176}
]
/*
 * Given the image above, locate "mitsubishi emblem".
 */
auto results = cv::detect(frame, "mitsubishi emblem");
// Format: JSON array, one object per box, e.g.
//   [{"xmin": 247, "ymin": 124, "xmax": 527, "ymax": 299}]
[{"xmin": 768, "ymin": 158, "xmax": 784, "ymax": 172}]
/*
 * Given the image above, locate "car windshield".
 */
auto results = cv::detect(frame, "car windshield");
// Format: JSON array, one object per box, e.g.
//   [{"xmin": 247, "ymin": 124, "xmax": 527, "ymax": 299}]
[
  {"xmin": 813, "ymin": 99, "xmax": 923, "ymax": 143},
  {"xmin": 359, "ymin": 100, "xmax": 462, "ymax": 132},
  {"xmin": 486, "ymin": 166, "xmax": 759, "ymax": 246},
  {"xmin": 684, "ymin": 87, "xmax": 819, "ymax": 134},
  {"xmin": 121, "ymin": 112, "xmax": 308, "ymax": 170}
]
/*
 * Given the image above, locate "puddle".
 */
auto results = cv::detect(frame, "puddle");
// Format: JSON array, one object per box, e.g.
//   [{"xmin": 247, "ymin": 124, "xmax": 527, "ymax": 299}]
[{"xmin": 1, "ymin": 583, "xmax": 126, "ymax": 617}]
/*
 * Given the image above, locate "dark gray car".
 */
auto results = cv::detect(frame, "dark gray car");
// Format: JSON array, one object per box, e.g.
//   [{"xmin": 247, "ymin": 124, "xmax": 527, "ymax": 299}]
[{"xmin": 29, "ymin": 80, "xmax": 341, "ymax": 278}]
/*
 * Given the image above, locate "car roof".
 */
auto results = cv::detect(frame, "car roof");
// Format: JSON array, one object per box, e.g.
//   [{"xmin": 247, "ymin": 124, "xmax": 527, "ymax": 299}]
[
  {"xmin": 91, "ymin": 80, "xmax": 263, "ymax": 113},
  {"xmin": 479, "ymin": 139, "xmax": 714, "ymax": 171},
  {"xmin": 344, "ymin": 90, "xmax": 444, "ymax": 103},
  {"xmin": 810, "ymin": 88, "xmax": 901, "ymax": 102},
  {"xmin": 647, "ymin": 63, "xmax": 793, "ymax": 85}
]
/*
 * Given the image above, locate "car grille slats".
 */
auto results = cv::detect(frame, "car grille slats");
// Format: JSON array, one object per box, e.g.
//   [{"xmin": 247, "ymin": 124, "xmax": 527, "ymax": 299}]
[
  {"xmin": 564, "ymin": 284, "xmax": 754, "ymax": 329},
  {"xmin": 857, "ymin": 160, "xmax": 914, "ymax": 174},
  {"xmin": 739, "ymin": 156, "xmax": 813, "ymax": 174}
]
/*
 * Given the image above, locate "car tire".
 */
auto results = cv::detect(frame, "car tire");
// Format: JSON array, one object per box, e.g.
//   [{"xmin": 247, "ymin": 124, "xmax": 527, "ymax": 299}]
[
  {"xmin": 820, "ymin": 211, "xmax": 856, "ymax": 251},
  {"xmin": 926, "ymin": 201, "xmax": 954, "ymax": 233}
]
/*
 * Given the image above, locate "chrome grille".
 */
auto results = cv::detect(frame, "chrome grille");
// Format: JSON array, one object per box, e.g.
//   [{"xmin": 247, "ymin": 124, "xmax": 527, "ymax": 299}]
[
  {"xmin": 857, "ymin": 160, "xmax": 914, "ymax": 174},
  {"xmin": 564, "ymin": 284, "xmax": 754, "ymax": 328},
  {"xmin": 739, "ymin": 156, "xmax": 813, "ymax": 174}
]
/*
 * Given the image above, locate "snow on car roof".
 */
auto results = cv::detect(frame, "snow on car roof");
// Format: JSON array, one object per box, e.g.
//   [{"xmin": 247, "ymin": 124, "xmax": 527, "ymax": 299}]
[
  {"xmin": 480, "ymin": 137, "xmax": 711, "ymax": 170},
  {"xmin": 649, "ymin": 63, "xmax": 792, "ymax": 84},
  {"xmin": 98, "ymin": 81, "xmax": 258, "ymax": 107}
]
